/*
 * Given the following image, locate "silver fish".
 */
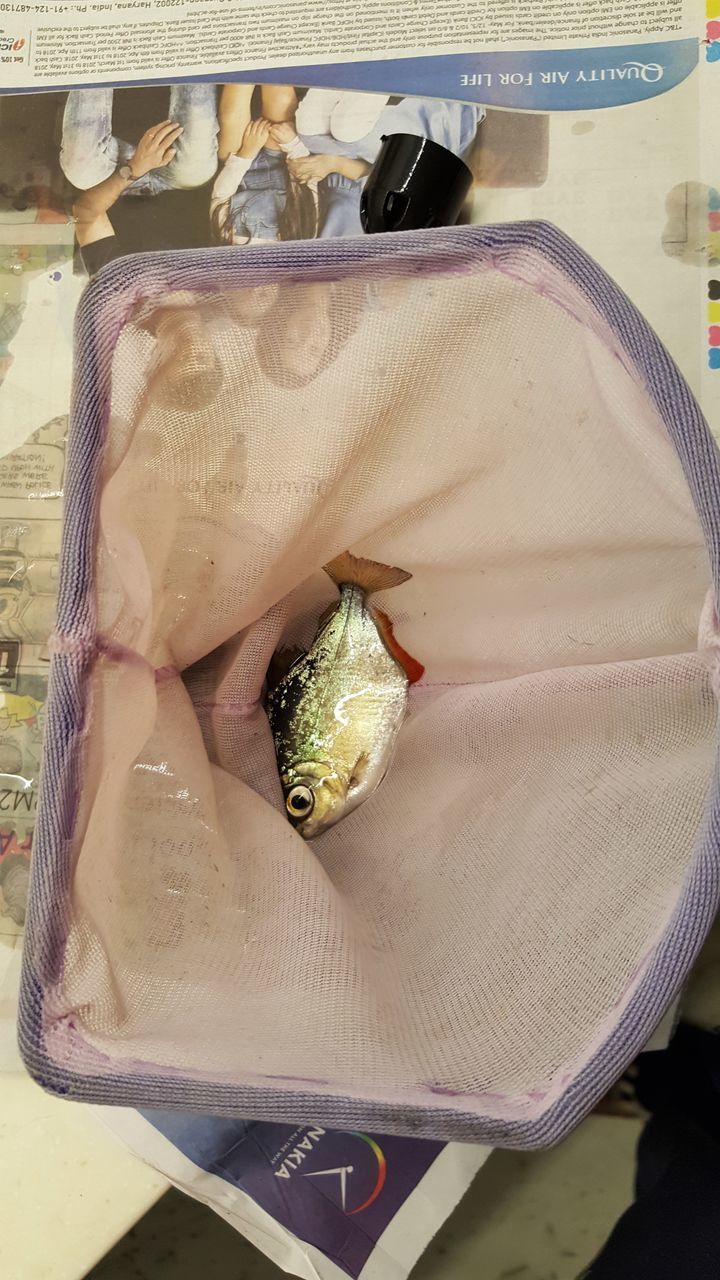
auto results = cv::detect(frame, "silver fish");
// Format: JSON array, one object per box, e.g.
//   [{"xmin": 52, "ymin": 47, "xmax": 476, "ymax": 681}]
[{"xmin": 266, "ymin": 551, "xmax": 423, "ymax": 839}]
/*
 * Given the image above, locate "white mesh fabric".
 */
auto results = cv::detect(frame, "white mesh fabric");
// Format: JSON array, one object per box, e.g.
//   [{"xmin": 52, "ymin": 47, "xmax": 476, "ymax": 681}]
[{"xmin": 55, "ymin": 258, "xmax": 715, "ymax": 1123}]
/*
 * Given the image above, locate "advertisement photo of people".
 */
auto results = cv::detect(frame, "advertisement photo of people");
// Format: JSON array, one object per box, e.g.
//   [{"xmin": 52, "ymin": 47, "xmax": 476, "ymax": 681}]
[
  {"xmin": 63, "ymin": 83, "xmax": 488, "ymax": 271},
  {"xmin": 1, "ymin": 82, "xmax": 551, "ymax": 276}
]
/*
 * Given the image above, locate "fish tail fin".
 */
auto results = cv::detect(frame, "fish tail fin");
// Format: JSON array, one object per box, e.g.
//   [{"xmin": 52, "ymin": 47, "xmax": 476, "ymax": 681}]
[{"xmin": 323, "ymin": 550, "xmax": 412, "ymax": 596}]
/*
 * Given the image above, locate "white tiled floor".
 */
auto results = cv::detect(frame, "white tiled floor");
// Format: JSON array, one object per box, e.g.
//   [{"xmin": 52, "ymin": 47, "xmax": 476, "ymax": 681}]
[{"xmin": 88, "ymin": 1115, "xmax": 641, "ymax": 1280}]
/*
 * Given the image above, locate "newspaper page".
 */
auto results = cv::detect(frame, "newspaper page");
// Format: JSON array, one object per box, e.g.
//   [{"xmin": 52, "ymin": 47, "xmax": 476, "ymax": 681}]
[{"xmin": 0, "ymin": 0, "xmax": 718, "ymax": 1264}]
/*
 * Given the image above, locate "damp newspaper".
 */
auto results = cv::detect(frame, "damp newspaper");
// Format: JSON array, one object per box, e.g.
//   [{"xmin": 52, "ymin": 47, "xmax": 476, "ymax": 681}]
[{"xmin": 1, "ymin": 0, "xmax": 719, "ymax": 1273}]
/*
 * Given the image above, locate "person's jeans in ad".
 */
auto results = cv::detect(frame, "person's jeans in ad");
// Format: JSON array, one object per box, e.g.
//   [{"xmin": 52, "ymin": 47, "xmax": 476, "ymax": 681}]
[{"xmin": 60, "ymin": 85, "xmax": 218, "ymax": 194}]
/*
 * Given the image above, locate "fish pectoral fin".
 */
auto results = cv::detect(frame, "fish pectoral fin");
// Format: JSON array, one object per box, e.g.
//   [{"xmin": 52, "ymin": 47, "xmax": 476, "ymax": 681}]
[
  {"xmin": 266, "ymin": 645, "xmax": 306, "ymax": 692},
  {"xmin": 349, "ymin": 752, "xmax": 370, "ymax": 791}
]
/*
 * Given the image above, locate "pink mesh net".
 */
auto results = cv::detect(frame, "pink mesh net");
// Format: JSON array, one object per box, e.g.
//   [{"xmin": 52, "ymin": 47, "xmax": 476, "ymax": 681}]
[{"xmin": 43, "ymin": 243, "xmax": 716, "ymax": 1131}]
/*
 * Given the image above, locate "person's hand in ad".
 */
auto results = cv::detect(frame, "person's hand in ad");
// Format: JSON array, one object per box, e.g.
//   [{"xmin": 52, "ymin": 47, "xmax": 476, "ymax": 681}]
[
  {"xmin": 130, "ymin": 121, "xmax": 184, "ymax": 178},
  {"xmin": 238, "ymin": 118, "xmax": 272, "ymax": 161},
  {"xmin": 288, "ymin": 154, "xmax": 370, "ymax": 184},
  {"xmin": 287, "ymin": 154, "xmax": 335, "ymax": 184},
  {"xmin": 269, "ymin": 121, "xmax": 298, "ymax": 147}
]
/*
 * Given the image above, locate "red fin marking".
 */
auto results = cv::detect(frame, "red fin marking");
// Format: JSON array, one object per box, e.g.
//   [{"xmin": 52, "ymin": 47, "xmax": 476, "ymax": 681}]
[{"xmin": 373, "ymin": 609, "xmax": 425, "ymax": 684}]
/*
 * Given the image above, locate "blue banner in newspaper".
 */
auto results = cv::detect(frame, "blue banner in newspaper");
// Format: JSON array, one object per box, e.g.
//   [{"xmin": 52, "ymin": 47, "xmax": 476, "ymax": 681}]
[{"xmin": 245, "ymin": 40, "xmax": 698, "ymax": 111}]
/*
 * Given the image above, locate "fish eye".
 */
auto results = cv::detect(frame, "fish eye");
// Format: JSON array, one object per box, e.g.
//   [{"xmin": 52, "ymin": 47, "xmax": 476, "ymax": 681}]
[{"xmin": 286, "ymin": 785, "xmax": 315, "ymax": 818}]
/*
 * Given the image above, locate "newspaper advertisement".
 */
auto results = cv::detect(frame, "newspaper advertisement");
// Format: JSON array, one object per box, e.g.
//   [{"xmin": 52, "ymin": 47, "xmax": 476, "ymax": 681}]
[
  {"xmin": 98, "ymin": 1108, "xmax": 491, "ymax": 1280},
  {"xmin": 0, "ymin": 0, "xmax": 718, "ymax": 1269}
]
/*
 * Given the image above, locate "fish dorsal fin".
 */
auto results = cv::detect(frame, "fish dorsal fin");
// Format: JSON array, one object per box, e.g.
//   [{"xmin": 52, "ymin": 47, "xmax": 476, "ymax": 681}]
[
  {"xmin": 373, "ymin": 609, "xmax": 425, "ymax": 684},
  {"xmin": 323, "ymin": 551, "xmax": 412, "ymax": 596},
  {"xmin": 266, "ymin": 645, "xmax": 306, "ymax": 692}
]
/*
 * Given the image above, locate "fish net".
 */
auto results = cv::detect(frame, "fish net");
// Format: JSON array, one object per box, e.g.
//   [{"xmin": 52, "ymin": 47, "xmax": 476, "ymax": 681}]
[{"xmin": 20, "ymin": 225, "xmax": 720, "ymax": 1145}]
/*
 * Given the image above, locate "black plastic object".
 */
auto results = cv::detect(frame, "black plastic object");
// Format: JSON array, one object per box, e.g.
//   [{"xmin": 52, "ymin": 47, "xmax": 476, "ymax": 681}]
[{"xmin": 360, "ymin": 134, "xmax": 473, "ymax": 233}]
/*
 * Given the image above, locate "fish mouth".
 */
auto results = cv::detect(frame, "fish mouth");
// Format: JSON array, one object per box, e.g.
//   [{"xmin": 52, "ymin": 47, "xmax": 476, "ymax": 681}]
[{"xmin": 293, "ymin": 808, "xmax": 344, "ymax": 840}]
